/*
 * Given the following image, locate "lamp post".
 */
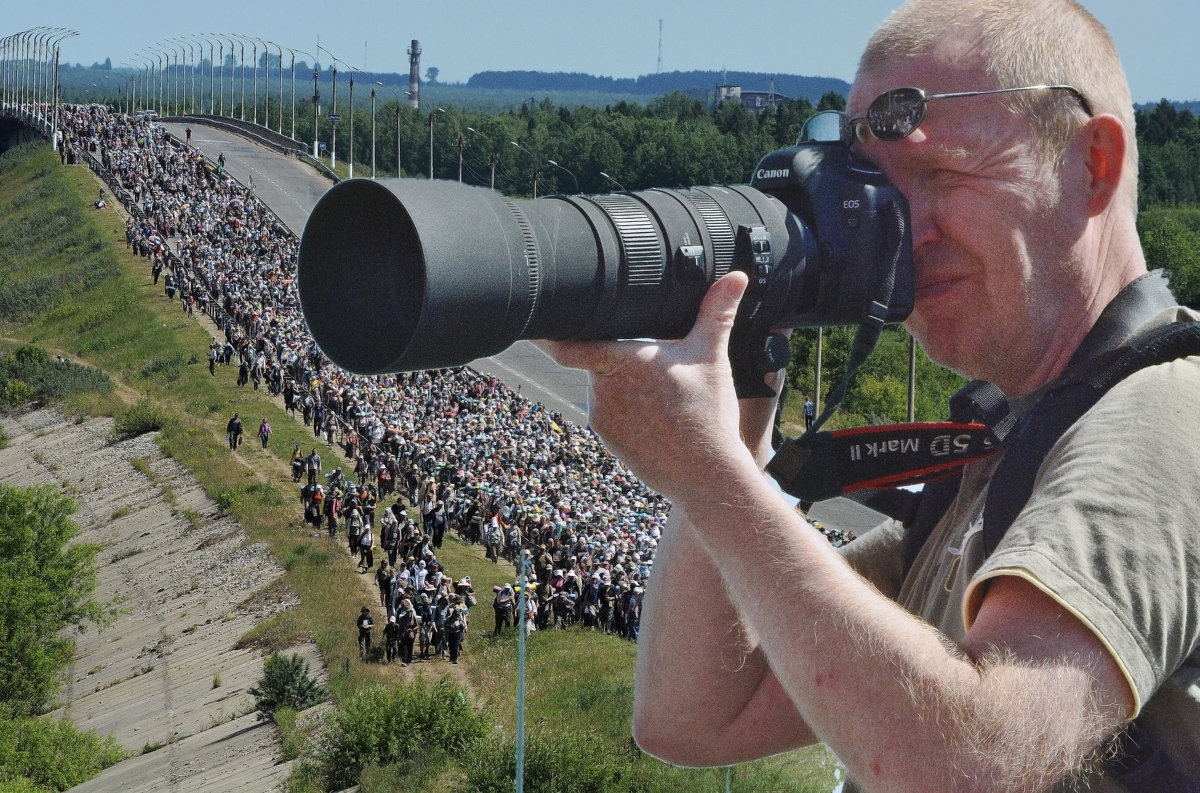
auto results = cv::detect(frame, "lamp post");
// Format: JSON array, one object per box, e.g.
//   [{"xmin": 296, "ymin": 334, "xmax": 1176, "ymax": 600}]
[
  {"xmin": 369, "ymin": 85, "xmax": 377, "ymax": 178},
  {"xmin": 546, "ymin": 159, "xmax": 578, "ymax": 193},
  {"xmin": 330, "ymin": 64, "xmax": 338, "ymax": 169},
  {"xmin": 234, "ymin": 35, "xmax": 246, "ymax": 120},
  {"xmin": 511, "ymin": 140, "xmax": 538, "ymax": 198},
  {"xmin": 226, "ymin": 35, "xmax": 238, "ymax": 117},
  {"xmin": 311, "ymin": 63, "xmax": 320, "ymax": 158},
  {"xmin": 205, "ymin": 36, "xmax": 216, "ymax": 113},
  {"xmin": 599, "ymin": 171, "xmax": 628, "ymax": 192},
  {"xmin": 182, "ymin": 38, "xmax": 196, "ymax": 113},
  {"xmin": 467, "ymin": 127, "xmax": 497, "ymax": 189},
  {"xmin": 317, "ymin": 45, "xmax": 343, "ymax": 170},
  {"xmin": 48, "ymin": 30, "xmax": 75, "ymax": 146},
  {"xmin": 375, "ymin": 82, "xmax": 405, "ymax": 177},
  {"xmin": 250, "ymin": 37, "xmax": 259, "ymax": 125},
  {"xmin": 269, "ymin": 40, "xmax": 284, "ymax": 134},
  {"xmin": 428, "ymin": 110, "xmax": 436, "ymax": 179},
  {"xmin": 164, "ymin": 40, "xmax": 183, "ymax": 115}
]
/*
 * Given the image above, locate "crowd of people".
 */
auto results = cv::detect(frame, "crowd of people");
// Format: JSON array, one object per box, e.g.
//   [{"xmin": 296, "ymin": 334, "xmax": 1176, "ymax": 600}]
[{"xmin": 58, "ymin": 102, "xmax": 724, "ymax": 659}]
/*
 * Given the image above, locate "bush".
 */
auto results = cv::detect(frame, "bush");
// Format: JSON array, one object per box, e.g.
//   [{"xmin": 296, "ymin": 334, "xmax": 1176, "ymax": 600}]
[
  {"xmin": 457, "ymin": 729, "xmax": 627, "ymax": 793},
  {"xmin": 110, "ymin": 398, "xmax": 168, "ymax": 442},
  {"xmin": 0, "ymin": 344, "xmax": 112, "ymax": 410},
  {"xmin": 310, "ymin": 679, "xmax": 487, "ymax": 790},
  {"xmin": 0, "ymin": 707, "xmax": 126, "ymax": 791},
  {"xmin": 248, "ymin": 652, "xmax": 328, "ymax": 721}
]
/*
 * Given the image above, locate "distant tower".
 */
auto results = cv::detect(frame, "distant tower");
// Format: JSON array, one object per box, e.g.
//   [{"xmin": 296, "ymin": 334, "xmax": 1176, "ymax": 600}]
[
  {"xmin": 407, "ymin": 39, "xmax": 421, "ymax": 109},
  {"xmin": 657, "ymin": 19, "xmax": 663, "ymax": 73}
]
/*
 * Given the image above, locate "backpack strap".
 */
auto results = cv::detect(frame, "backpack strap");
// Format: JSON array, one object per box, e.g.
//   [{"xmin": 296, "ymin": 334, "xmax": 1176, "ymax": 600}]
[{"xmin": 980, "ymin": 319, "xmax": 1200, "ymax": 557}]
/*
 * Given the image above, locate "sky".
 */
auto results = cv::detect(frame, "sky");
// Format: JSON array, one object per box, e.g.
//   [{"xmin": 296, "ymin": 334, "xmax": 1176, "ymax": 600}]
[{"xmin": 5, "ymin": 0, "xmax": 1198, "ymax": 104}]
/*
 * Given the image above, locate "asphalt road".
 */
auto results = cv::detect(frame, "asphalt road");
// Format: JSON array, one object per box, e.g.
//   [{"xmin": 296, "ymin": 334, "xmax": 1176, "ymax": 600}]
[{"xmin": 164, "ymin": 119, "xmax": 884, "ymax": 534}]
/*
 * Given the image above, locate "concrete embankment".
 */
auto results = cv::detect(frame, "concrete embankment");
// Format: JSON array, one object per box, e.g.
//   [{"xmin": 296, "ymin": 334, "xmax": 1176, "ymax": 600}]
[{"xmin": 0, "ymin": 406, "xmax": 326, "ymax": 793}]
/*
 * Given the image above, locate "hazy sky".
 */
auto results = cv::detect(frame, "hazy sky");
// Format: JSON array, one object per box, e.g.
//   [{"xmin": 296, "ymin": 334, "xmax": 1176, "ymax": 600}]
[{"xmin": 5, "ymin": 0, "xmax": 1197, "ymax": 103}]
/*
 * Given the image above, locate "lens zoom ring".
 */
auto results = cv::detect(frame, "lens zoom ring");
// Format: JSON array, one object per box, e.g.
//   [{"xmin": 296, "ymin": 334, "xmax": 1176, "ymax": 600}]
[
  {"xmin": 595, "ymin": 197, "xmax": 662, "ymax": 286},
  {"xmin": 506, "ymin": 201, "xmax": 540, "ymax": 337},
  {"xmin": 681, "ymin": 189, "xmax": 735, "ymax": 277}
]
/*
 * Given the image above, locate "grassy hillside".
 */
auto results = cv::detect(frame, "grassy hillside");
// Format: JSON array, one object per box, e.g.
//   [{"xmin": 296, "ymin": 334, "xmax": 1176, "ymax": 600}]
[{"xmin": 0, "ymin": 141, "xmax": 841, "ymax": 792}]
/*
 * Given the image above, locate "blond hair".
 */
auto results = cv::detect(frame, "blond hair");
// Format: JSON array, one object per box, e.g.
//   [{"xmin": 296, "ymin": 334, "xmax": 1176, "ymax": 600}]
[{"xmin": 859, "ymin": 0, "xmax": 1137, "ymax": 212}]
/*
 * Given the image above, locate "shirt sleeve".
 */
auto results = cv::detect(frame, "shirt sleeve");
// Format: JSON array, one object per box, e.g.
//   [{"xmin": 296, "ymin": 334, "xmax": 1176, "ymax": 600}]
[{"xmin": 966, "ymin": 358, "xmax": 1200, "ymax": 715}]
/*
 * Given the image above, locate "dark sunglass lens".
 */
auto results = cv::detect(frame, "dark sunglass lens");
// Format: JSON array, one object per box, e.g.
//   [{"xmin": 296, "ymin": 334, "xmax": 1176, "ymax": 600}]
[{"xmin": 868, "ymin": 87, "xmax": 926, "ymax": 141}]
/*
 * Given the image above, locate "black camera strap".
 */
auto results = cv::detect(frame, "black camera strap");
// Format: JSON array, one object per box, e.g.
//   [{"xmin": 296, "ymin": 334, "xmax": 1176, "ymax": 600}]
[{"xmin": 767, "ymin": 378, "xmax": 1014, "ymax": 503}]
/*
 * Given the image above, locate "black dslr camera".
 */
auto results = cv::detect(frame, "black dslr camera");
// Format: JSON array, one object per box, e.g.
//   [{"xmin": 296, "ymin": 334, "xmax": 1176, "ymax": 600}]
[{"xmin": 297, "ymin": 136, "xmax": 913, "ymax": 398}]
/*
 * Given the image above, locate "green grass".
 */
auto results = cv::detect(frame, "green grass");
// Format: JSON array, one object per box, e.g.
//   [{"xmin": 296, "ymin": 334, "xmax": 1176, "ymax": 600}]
[{"xmin": 0, "ymin": 141, "xmax": 842, "ymax": 793}]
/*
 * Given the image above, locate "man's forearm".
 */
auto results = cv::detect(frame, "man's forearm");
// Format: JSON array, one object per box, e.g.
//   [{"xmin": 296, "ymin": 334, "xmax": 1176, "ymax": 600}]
[
  {"xmin": 675, "ymin": 464, "xmax": 1123, "ymax": 793},
  {"xmin": 634, "ymin": 509, "xmax": 817, "ymax": 765}
]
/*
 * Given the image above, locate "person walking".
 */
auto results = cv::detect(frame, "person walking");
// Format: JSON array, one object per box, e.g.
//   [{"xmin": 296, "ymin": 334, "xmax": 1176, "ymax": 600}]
[
  {"xmin": 258, "ymin": 417, "xmax": 272, "ymax": 449},
  {"xmin": 356, "ymin": 606, "xmax": 374, "ymax": 660},
  {"xmin": 226, "ymin": 412, "xmax": 243, "ymax": 450}
]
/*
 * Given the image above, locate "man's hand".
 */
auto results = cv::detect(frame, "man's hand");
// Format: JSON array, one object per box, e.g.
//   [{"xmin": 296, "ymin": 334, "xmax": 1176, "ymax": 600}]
[{"xmin": 537, "ymin": 272, "xmax": 757, "ymax": 501}]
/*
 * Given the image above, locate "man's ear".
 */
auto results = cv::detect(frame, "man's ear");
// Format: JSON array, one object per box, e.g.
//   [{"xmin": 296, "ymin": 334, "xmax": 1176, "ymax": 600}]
[{"xmin": 1078, "ymin": 114, "xmax": 1127, "ymax": 217}]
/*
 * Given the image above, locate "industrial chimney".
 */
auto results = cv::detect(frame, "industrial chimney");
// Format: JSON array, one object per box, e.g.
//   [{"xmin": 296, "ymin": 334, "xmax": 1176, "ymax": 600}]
[{"xmin": 407, "ymin": 40, "xmax": 421, "ymax": 109}]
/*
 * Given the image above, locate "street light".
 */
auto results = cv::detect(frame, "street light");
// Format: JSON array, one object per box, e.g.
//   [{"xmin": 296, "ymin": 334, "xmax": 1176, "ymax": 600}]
[
  {"xmin": 232, "ymin": 35, "xmax": 247, "ymax": 120},
  {"xmin": 266, "ymin": 40, "xmax": 284, "ymax": 133},
  {"xmin": 311, "ymin": 62, "xmax": 320, "ymax": 158},
  {"xmin": 599, "ymin": 171, "xmax": 628, "ymax": 192},
  {"xmin": 369, "ymin": 84, "xmax": 377, "ymax": 178},
  {"xmin": 289, "ymin": 48, "xmax": 314, "ymax": 141},
  {"xmin": 376, "ymin": 81, "xmax": 403, "ymax": 177},
  {"xmin": 511, "ymin": 140, "xmax": 538, "ymax": 198},
  {"xmin": 48, "ymin": 30, "xmax": 75, "ymax": 146},
  {"xmin": 546, "ymin": 159, "xmax": 578, "ymax": 193},
  {"xmin": 467, "ymin": 127, "xmax": 497, "ymax": 189},
  {"xmin": 164, "ymin": 40, "xmax": 184, "ymax": 115}
]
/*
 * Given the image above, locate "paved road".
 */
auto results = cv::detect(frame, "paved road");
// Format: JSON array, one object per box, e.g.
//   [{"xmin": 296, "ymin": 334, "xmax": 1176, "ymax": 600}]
[
  {"xmin": 164, "ymin": 119, "xmax": 884, "ymax": 534},
  {"xmin": 165, "ymin": 120, "xmax": 593, "ymax": 427}
]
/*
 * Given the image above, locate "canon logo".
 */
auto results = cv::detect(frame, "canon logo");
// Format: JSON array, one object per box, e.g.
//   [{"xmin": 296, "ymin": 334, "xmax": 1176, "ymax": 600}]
[{"xmin": 756, "ymin": 168, "xmax": 791, "ymax": 180}]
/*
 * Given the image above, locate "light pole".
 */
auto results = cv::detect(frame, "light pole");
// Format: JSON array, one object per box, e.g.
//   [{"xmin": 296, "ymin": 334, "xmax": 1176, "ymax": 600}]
[
  {"xmin": 311, "ymin": 63, "xmax": 320, "ymax": 158},
  {"xmin": 290, "ymin": 48, "xmax": 313, "ymax": 141},
  {"xmin": 330, "ymin": 64, "xmax": 338, "ymax": 169},
  {"xmin": 600, "ymin": 171, "xmax": 628, "ymax": 192},
  {"xmin": 48, "ymin": 30, "xmax": 75, "ymax": 146},
  {"xmin": 345, "ymin": 66, "xmax": 358, "ymax": 178},
  {"xmin": 511, "ymin": 140, "xmax": 538, "ymax": 198},
  {"xmin": 546, "ymin": 159, "xmax": 578, "ymax": 193},
  {"xmin": 234, "ymin": 35, "xmax": 247, "ymax": 121},
  {"xmin": 165, "ymin": 40, "xmax": 184, "ymax": 115},
  {"xmin": 250, "ymin": 37, "xmax": 259, "ymax": 124},
  {"xmin": 205, "ymin": 35, "xmax": 216, "ymax": 113},
  {"xmin": 467, "ymin": 127, "xmax": 497, "ymax": 189},
  {"xmin": 183, "ymin": 38, "xmax": 197, "ymax": 113},
  {"xmin": 369, "ymin": 84, "xmax": 377, "ymax": 178},
  {"xmin": 267, "ymin": 40, "xmax": 284, "ymax": 134},
  {"xmin": 225, "ymin": 35, "xmax": 239, "ymax": 118}
]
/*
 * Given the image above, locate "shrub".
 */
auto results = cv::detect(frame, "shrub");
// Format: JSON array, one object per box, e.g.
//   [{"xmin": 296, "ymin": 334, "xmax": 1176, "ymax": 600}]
[
  {"xmin": 110, "ymin": 398, "xmax": 168, "ymax": 442},
  {"xmin": 457, "ymin": 729, "xmax": 627, "ymax": 793},
  {"xmin": 311, "ymin": 679, "xmax": 487, "ymax": 790},
  {"xmin": 0, "ymin": 707, "xmax": 127, "ymax": 791},
  {"xmin": 248, "ymin": 652, "xmax": 328, "ymax": 721}
]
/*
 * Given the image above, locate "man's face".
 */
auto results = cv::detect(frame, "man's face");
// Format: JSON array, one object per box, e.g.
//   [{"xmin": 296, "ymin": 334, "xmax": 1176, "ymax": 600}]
[{"xmin": 847, "ymin": 44, "xmax": 1089, "ymax": 390}]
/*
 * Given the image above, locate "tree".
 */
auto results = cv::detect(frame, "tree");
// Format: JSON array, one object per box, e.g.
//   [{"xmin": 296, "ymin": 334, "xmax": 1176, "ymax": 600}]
[
  {"xmin": 425, "ymin": 67, "xmax": 439, "ymax": 85},
  {"xmin": 0, "ymin": 484, "xmax": 108, "ymax": 716},
  {"xmin": 248, "ymin": 651, "xmax": 328, "ymax": 720}
]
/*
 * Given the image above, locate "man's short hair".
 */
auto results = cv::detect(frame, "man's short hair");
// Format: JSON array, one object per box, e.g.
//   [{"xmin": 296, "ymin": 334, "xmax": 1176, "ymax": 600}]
[{"xmin": 858, "ymin": 0, "xmax": 1137, "ymax": 213}]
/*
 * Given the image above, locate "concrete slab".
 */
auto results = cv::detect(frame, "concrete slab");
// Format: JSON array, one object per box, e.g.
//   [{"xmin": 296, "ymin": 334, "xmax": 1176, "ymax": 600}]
[{"xmin": 0, "ymin": 407, "xmax": 327, "ymax": 793}]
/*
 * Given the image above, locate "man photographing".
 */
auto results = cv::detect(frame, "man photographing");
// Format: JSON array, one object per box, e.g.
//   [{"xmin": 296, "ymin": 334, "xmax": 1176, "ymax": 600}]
[{"xmin": 541, "ymin": 1, "xmax": 1199, "ymax": 790}]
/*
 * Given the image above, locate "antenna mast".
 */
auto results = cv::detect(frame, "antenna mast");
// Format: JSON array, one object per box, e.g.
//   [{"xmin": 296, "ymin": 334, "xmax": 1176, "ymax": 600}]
[{"xmin": 657, "ymin": 19, "xmax": 663, "ymax": 73}]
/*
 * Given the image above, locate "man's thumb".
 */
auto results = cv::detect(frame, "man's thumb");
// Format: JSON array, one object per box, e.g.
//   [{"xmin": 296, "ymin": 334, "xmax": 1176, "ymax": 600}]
[{"xmin": 690, "ymin": 271, "xmax": 749, "ymax": 352}]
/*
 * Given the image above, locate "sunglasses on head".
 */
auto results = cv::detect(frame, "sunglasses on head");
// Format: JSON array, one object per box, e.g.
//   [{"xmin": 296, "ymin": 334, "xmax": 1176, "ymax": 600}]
[{"xmin": 840, "ymin": 84, "xmax": 1094, "ymax": 144}]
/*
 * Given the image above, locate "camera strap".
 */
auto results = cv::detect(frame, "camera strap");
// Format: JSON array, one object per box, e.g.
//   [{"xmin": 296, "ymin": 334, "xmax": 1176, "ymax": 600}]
[{"xmin": 767, "ymin": 378, "xmax": 1014, "ymax": 503}]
